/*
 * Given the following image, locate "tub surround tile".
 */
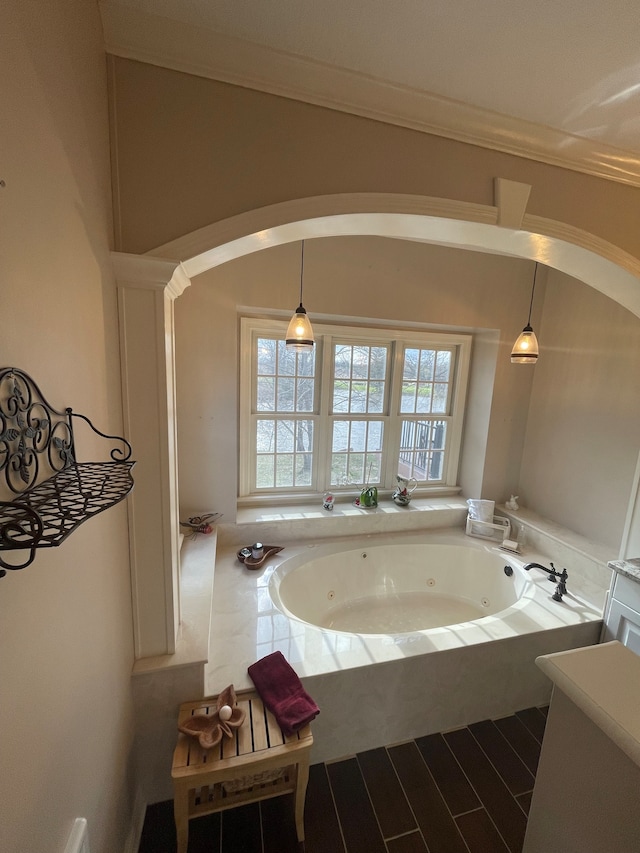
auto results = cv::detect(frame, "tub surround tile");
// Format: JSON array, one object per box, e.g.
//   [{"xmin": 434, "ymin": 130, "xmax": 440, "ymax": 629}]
[
  {"xmin": 499, "ymin": 506, "xmax": 613, "ymax": 564},
  {"xmin": 133, "ymin": 532, "xmax": 216, "ymax": 674},
  {"xmin": 298, "ymin": 621, "xmax": 600, "ymax": 765},
  {"xmin": 227, "ymin": 497, "xmax": 468, "ymax": 547},
  {"xmin": 499, "ymin": 505, "xmax": 613, "ymax": 604}
]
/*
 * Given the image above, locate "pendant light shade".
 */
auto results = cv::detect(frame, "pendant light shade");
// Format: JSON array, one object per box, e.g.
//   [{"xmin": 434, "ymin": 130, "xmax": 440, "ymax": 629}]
[
  {"xmin": 511, "ymin": 325, "xmax": 539, "ymax": 363},
  {"xmin": 511, "ymin": 263, "xmax": 540, "ymax": 364},
  {"xmin": 285, "ymin": 305, "xmax": 314, "ymax": 350},
  {"xmin": 286, "ymin": 241, "xmax": 315, "ymax": 351}
]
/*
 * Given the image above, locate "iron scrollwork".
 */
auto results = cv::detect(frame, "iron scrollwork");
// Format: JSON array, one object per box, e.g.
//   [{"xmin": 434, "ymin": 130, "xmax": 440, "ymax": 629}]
[{"xmin": 0, "ymin": 368, "xmax": 135, "ymax": 577}]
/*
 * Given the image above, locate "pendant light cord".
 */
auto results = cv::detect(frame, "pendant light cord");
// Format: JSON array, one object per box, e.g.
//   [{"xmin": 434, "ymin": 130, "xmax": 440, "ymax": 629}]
[
  {"xmin": 527, "ymin": 263, "xmax": 538, "ymax": 326},
  {"xmin": 299, "ymin": 240, "xmax": 305, "ymax": 306}
]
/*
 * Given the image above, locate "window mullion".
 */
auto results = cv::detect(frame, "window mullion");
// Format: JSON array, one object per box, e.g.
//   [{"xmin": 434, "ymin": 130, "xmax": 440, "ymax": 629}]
[
  {"xmin": 443, "ymin": 339, "xmax": 471, "ymax": 485},
  {"xmin": 314, "ymin": 335, "xmax": 334, "ymax": 492},
  {"xmin": 384, "ymin": 341, "xmax": 404, "ymax": 488},
  {"xmin": 238, "ymin": 328, "xmax": 257, "ymax": 496}
]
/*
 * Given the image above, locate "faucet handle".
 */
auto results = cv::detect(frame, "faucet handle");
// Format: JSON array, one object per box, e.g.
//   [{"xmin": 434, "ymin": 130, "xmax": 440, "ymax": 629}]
[{"xmin": 549, "ymin": 562, "xmax": 568, "ymax": 579}]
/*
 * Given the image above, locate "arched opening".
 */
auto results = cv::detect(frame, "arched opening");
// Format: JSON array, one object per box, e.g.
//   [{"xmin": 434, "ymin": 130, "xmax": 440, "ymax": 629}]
[
  {"xmin": 151, "ymin": 193, "xmax": 640, "ymax": 318},
  {"xmin": 117, "ymin": 192, "xmax": 640, "ymax": 659}
]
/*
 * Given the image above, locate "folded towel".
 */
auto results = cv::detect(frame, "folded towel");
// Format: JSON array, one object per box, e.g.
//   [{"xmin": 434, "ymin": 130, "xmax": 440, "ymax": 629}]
[{"xmin": 248, "ymin": 651, "xmax": 320, "ymax": 735}]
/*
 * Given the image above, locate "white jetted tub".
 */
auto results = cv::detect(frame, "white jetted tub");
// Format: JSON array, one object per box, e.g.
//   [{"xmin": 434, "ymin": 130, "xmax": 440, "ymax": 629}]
[
  {"xmin": 208, "ymin": 529, "xmax": 604, "ymax": 764},
  {"xmin": 269, "ymin": 543, "xmax": 531, "ymax": 634}
]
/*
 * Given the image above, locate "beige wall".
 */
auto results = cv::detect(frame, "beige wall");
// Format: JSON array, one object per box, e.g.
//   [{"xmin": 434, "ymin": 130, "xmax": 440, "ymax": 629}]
[
  {"xmin": 109, "ymin": 57, "xmax": 640, "ymax": 260},
  {"xmin": 1, "ymin": 4, "xmax": 135, "ymax": 852},
  {"xmin": 522, "ymin": 269, "xmax": 640, "ymax": 548}
]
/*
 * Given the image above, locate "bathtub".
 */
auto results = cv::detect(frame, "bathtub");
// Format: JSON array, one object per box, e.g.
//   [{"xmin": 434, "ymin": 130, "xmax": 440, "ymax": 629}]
[
  {"xmin": 208, "ymin": 529, "xmax": 604, "ymax": 764},
  {"xmin": 269, "ymin": 543, "xmax": 531, "ymax": 634}
]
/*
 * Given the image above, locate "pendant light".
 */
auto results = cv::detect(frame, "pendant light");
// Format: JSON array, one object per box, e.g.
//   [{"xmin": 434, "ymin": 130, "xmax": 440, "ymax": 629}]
[
  {"xmin": 285, "ymin": 240, "xmax": 315, "ymax": 351},
  {"xmin": 511, "ymin": 263, "xmax": 540, "ymax": 364}
]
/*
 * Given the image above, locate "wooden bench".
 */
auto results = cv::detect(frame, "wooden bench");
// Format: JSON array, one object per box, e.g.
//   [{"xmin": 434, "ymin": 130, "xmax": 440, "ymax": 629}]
[{"xmin": 171, "ymin": 689, "xmax": 313, "ymax": 852}]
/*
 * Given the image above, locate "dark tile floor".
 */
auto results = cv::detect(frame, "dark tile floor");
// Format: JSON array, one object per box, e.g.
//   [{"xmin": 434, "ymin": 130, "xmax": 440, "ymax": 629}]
[{"xmin": 139, "ymin": 707, "xmax": 547, "ymax": 853}]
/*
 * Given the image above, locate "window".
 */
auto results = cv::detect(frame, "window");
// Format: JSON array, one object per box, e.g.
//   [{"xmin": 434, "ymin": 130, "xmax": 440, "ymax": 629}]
[{"xmin": 239, "ymin": 319, "xmax": 471, "ymax": 500}]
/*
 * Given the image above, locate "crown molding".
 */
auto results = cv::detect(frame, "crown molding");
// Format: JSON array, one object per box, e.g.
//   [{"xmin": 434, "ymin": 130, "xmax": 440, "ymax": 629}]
[{"xmin": 100, "ymin": 2, "xmax": 640, "ymax": 188}]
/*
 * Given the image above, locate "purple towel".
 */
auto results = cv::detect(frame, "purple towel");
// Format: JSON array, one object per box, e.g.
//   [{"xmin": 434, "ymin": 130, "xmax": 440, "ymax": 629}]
[{"xmin": 248, "ymin": 651, "xmax": 320, "ymax": 735}]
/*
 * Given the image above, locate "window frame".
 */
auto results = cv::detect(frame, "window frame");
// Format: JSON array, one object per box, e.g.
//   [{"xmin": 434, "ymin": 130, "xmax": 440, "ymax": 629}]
[{"xmin": 239, "ymin": 317, "xmax": 471, "ymax": 501}]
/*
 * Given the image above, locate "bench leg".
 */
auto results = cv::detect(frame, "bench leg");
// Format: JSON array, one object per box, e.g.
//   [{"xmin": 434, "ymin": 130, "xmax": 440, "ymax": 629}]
[
  {"xmin": 173, "ymin": 789, "xmax": 189, "ymax": 853},
  {"xmin": 294, "ymin": 756, "xmax": 310, "ymax": 842}
]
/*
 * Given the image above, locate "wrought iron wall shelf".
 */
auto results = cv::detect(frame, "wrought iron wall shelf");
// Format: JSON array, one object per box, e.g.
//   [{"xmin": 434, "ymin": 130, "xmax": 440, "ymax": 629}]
[{"xmin": 0, "ymin": 368, "xmax": 135, "ymax": 576}]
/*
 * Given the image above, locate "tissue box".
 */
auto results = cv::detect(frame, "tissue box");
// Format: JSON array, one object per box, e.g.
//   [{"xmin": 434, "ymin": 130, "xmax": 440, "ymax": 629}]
[{"xmin": 465, "ymin": 514, "xmax": 511, "ymax": 542}]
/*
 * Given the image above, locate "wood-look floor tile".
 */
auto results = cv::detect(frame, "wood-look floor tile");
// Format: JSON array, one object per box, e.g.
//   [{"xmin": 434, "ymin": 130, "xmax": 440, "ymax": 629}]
[
  {"xmin": 303, "ymin": 763, "xmax": 346, "ymax": 853},
  {"xmin": 138, "ymin": 801, "xmax": 176, "ymax": 853},
  {"xmin": 140, "ymin": 709, "xmax": 547, "ymax": 853},
  {"xmin": 385, "ymin": 830, "xmax": 429, "ymax": 853},
  {"xmin": 261, "ymin": 794, "xmax": 302, "ymax": 853},
  {"xmin": 516, "ymin": 791, "xmax": 533, "ymax": 815},
  {"xmin": 187, "ymin": 812, "xmax": 223, "ymax": 853},
  {"xmin": 493, "ymin": 715, "xmax": 541, "ymax": 775},
  {"xmin": 455, "ymin": 808, "xmax": 510, "ymax": 853},
  {"xmin": 356, "ymin": 747, "xmax": 416, "ymax": 838},
  {"xmin": 468, "ymin": 720, "xmax": 535, "ymax": 796},
  {"xmin": 515, "ymin": 708, "xmax": 547, "ymax": 743},
  {"xmin": 444, "ymin": 728, "xmax": 527, "ymax": 853},
  {"xmin": 220, "ymin": 802, "xmax": 262, "ymax": 853},
  {"xmin": 388, "ymin": 741, "xmax": 467, "ymax": 853},
  {"xmin": 415, "ymin": 732, "xmax": 480, "ymax": 816},
  {"xmin": 326, "ymin": 758, "xmax": 387, "ymax": 853},
  {"xmin": 138, "ymin": 799, "xmax": 224, "ymax": 853}
]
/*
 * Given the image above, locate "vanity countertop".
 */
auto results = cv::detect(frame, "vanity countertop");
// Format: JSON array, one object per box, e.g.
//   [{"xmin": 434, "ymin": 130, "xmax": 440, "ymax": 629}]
[
  {"xmin": 608, "ymin": 557, "xmax": 640, "ymax": 583},
  {"xmin": 536, "ymin": 641, "xmax": 640, "ymax": 769}
]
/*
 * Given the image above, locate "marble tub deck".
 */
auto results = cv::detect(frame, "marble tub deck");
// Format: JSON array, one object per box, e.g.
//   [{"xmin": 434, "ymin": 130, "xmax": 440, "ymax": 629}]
[{"xmin": 206, "ymin": 527, "xmax": 605, "ymax": 764}]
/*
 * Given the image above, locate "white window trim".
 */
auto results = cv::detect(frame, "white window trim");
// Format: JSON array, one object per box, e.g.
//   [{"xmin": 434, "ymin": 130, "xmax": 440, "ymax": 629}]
[{"xmin": 239, "ymin": 317, "xmax": 471, "ymax": 502}]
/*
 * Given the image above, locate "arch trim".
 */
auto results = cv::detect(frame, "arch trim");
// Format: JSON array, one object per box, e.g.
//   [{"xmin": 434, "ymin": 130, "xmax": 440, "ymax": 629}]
[{"xmin": 147, "ymin": 192, "xmax": 640, "ymax": 318}]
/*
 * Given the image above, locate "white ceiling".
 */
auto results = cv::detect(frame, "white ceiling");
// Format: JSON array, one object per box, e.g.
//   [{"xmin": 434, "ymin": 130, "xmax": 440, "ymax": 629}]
[{"xmin": 100, "ymin": 0, "xmax": 640, "ymax": 184}]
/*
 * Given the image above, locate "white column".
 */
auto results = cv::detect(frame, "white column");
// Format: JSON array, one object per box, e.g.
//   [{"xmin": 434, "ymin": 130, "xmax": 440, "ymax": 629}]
[{"xmin": 112, "ymin": 252, "xmax": 191, "ymax": 658}]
